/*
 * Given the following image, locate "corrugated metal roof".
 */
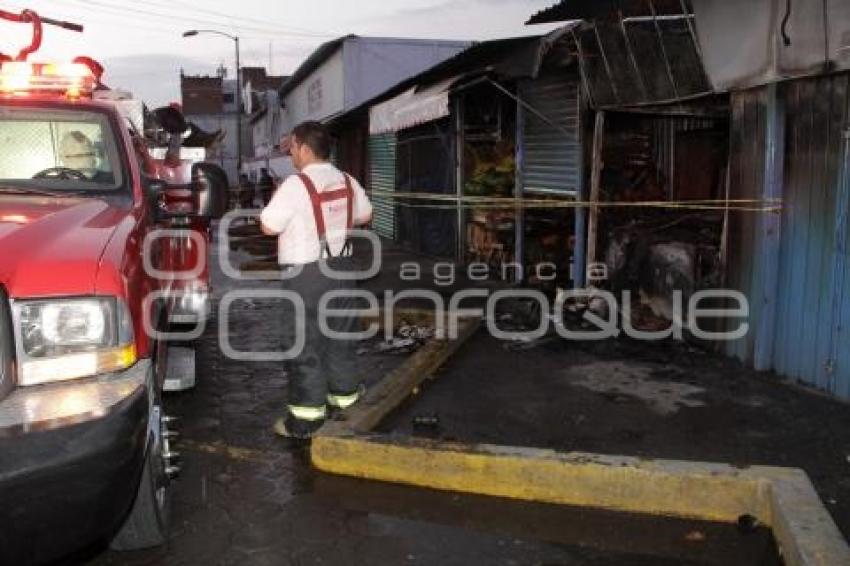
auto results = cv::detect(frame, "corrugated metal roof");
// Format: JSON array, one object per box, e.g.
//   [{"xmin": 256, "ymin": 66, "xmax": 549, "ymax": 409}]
[
  {"xmin": 327, "ymin": 27, "xmax": 579, "ymax": 128},
  {"xmin": 526, "ymin": 0, "xmax": 689, "ymax": 24},
  {"xmin": 279, "ymin": 36, "xmax": 473, "ymax": 99}
]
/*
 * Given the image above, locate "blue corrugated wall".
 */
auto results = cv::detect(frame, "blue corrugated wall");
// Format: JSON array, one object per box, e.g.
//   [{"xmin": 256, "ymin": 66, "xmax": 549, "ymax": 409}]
[{"xmin": 728, "ymin": 73, "xmax": 850, "ymax": 399}]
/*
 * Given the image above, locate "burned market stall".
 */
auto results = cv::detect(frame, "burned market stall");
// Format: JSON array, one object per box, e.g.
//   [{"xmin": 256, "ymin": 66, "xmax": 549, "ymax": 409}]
[
  {"xmin": 556, "ymin": 1, "xmax": 733, "ymax": 330},
  {"xmin": 589, "ymin": 105, "xmax": 729, "ymax": 329},
  {"xmin": 530, "ymin": 0, "xmax": 850, "ymax": 399}
]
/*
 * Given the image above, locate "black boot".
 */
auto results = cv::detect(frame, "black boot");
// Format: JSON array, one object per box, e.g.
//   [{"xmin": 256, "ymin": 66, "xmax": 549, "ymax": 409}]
[{"xmin": 273, "ymin": 413, "xmax": 324, "ymax": 440}]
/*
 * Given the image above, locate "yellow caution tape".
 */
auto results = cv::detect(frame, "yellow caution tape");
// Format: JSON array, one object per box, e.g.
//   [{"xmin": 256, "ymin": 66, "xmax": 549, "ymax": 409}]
[{"xmin": 368, "ymin": 190, "xmax": 782, "ymax": 213}]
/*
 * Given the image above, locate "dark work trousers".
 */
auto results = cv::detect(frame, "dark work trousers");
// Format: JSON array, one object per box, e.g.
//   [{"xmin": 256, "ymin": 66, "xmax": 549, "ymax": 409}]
[{"xmin": 281, "ymin": 256, "xmax": 361, "ymax": 417}]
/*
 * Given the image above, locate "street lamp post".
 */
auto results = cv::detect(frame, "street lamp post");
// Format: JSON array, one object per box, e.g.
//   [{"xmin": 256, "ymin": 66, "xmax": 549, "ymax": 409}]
[{"xmin": 183, "ymin": 29, "xmax": 243, "ymax": 178}]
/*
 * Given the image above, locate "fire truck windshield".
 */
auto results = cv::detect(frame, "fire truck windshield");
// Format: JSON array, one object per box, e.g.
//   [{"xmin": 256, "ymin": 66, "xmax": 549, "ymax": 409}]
[{"xmin": 0, "ymin": 106, "xmax": 124, "ymax": 194}]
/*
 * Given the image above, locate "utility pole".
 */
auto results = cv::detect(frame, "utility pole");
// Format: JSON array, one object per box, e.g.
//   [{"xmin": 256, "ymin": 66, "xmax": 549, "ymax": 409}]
[
  {"xmin": 183, "ymin": 29, "xmax": 243, "ymax": 179},
  {"xmin": 235, "ymin": 35, "xmax": 242, "ymax": 177}
]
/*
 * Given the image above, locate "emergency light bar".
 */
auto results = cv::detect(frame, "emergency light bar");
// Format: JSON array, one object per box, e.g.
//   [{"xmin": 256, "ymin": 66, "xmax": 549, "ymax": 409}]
[{"xmin": 0, "ymin": 61, "xmax": 96, "ymax": 97}]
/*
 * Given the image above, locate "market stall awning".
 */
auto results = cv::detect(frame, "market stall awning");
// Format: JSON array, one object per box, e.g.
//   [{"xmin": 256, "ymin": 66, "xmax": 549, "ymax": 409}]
[{"xmin": 369, "ymin": 77, "xmax": 456, "ymax": 135}]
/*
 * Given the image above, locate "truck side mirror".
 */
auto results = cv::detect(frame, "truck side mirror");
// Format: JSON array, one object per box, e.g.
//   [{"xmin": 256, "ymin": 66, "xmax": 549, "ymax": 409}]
[{"xmin": 191, "ymin": 162, "xmax": 228, "ymax": 219}]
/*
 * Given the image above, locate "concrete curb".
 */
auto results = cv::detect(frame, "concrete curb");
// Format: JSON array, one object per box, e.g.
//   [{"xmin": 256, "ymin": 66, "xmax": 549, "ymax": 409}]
[{"xmin": 313, "ymin": 309, "xmax": 850, "ymax": 566}]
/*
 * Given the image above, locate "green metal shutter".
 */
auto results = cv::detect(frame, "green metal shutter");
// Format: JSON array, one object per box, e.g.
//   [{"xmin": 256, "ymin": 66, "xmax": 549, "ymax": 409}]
[
  {"xmin": 519, "ymin": 70, "xmax": 582, "ymax": 195},
  {"xmin": 368, "ymin": 133, "xmax": 396, "ymax": 239}
]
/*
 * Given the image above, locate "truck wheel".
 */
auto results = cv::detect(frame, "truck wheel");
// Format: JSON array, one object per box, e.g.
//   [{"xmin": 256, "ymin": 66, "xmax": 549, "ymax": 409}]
[
  {"xmin": 0, "ymin": 289, "xmax": 14, "ymax": 399},
  {"xmin": 110, "ymin": 402, "xmax": 173, "ymax": 550}
]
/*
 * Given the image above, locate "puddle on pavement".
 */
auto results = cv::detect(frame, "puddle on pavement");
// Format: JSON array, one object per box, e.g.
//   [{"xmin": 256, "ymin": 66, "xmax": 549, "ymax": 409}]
[{"xmin": 313, "ymin": 474, "xmax": 783, "ymax": 566}]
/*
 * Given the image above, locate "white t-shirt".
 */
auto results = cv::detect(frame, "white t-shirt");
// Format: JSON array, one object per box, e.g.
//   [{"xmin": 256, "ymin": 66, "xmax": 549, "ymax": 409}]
[{"xmin": 260, "ymin": 162, "xmax": 372, "ymax": 264}]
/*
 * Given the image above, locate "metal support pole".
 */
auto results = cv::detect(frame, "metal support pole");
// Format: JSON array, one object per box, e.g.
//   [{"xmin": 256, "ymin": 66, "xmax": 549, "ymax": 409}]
[
  {"xmin": 573, "ymin": 93, "xmax": 588, "ymax": 288},
  {"xmin": 585, "ymin": 111, "xmax": 606, "ymax": 279},
  {"xmin": 514, "ymin": 88, "xmax": 525, "ymax": 283},
  {"xmin": 235, "ymin": 35, "xmax": 243, "ymax": 179},
  {"xmin": 754, "ymin": 83, "xmax": 785, "ymax": 371},
  {"xmin": 455, "ymin": 95, "xmax": 465, "ymax": 263}
]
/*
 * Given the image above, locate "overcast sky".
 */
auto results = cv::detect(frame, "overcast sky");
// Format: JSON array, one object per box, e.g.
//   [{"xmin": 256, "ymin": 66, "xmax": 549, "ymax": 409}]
[{"xmin": 0, "ymin": 0, "xmax": 562, "ymax": 106}]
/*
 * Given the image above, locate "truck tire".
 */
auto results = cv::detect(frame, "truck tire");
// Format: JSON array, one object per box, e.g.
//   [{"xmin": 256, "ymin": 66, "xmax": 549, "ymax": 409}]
[
  {"xmin": 0, "ymin": 289, "xmax": 14, "ymax": 400},
  {"xmin": 110, "ymin": 401, "xmax": 172, "ymax": 550}
]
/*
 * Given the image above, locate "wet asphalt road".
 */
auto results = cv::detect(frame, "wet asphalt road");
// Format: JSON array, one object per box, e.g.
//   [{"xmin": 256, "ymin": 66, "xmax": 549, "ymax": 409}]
[
  {"xmin": 84, "ymin": 238, "xmax": 783, "ymax": 566},
  {"xmin": 80, "ymin": 243, "xmax": 606, "ymax": 566}
]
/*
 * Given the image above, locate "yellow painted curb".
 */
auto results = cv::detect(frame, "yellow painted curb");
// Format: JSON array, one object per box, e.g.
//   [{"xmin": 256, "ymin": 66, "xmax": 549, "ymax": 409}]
[
  {"xmin": 312, "ymin": 434, "xmax": 850, "ymax": 566},
  {"xmin": 313, "ymin": 434, "xmax": 770, "ymax": 522},
  {"xmin": 314, "ymin": 308, "xmax": 850, "ymax": 565}
]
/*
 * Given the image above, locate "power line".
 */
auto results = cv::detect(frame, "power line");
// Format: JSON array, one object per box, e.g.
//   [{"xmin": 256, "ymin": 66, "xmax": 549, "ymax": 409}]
[
  {"xmin": 63, "ymin": 0, "xmax": 330, "ymax": 46},
  {"xmin": 141, "ymin": 0, "xmax": 339, "ymax": 38},
  {"xmin": 70, "ymin": 0, "xmax": 336, "ymax": 38},
  {"xmin": 0, "ymin": 0, "xmax": 183, "ymax": 37},
  {"xmin": 1, "ymin": 0, "xmax": 319, "ymax": 76}
]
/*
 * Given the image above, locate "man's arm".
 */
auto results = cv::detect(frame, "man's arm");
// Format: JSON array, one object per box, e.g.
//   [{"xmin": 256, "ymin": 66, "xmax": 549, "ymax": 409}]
[
  {"xmin": 351, "ymin": 177, "xmax": 373, "ymax": 226},
  {"xmin": 355, "ymin": 208, "xmax": 373, "ymax": 226},
  {"xmin": 259, "ymin": 178, "xmax": 294, "ymax": 235}
]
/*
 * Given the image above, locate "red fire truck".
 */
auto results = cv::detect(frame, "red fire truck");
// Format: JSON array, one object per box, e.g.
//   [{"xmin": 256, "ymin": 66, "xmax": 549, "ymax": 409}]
[{"xmin": 0, "ymin": 9, "xmax": 227, "ymax": 563}]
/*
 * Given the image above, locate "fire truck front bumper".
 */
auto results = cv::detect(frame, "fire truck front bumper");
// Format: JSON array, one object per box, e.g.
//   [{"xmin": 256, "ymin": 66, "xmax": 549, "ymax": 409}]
[{"xmin": 0, "ymin": 360, "xmax": 152, "ymax": 565}]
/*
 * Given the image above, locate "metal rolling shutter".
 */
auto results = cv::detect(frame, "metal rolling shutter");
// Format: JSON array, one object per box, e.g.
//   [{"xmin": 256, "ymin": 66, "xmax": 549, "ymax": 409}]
[
  {"xmin": 368, "ymin": 133, "xmax": 396, "ymax": 239},
  {"xmin": 520, "ymin": 70, "xmax": 582, "ymax": 195}
]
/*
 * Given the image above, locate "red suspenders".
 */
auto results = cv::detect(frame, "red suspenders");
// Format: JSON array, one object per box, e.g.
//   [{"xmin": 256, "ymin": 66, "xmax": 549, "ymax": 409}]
[{"xmin": 297, "ymin": 172, "xmax": 354, "ymax": 253}]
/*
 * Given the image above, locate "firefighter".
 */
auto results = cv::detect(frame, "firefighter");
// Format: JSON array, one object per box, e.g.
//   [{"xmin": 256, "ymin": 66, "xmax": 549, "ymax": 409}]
[
  {"xmin": 58, "ymin": 130, "xmax": 114, "ymax": 184},
  {"xmin": 260, "ymin": 121, "xmax": 373, "ymax": 439}
]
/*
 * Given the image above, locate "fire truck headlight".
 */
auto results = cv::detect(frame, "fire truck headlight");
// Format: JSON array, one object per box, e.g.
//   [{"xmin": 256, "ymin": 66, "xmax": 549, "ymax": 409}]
[
  {"xmin": 40, "ymin": 300, "xmax": 107, "ymax": 345},
  {"xmin": 14, "ymin": 297, "xmax": 137, "ymax": 386}
]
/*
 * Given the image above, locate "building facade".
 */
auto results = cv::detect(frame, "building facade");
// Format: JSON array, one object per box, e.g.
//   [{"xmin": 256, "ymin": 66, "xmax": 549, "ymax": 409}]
[
  {"xmin": 245, "ymin": 35, "xmax": 469, "ymax": 182},
  {"xmin": 181, "ymin": 66, "xmax": 285, "ymax": 183}
]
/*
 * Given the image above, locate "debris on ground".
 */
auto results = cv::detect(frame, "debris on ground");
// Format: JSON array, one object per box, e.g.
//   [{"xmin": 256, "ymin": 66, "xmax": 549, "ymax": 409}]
[
  {"xmin": 357, "ymin": 322, "xmax": 436, "ymax": 355},
  {"xmin": 412, "ymin": 413, "xmax": 441, "ymax": 438}
]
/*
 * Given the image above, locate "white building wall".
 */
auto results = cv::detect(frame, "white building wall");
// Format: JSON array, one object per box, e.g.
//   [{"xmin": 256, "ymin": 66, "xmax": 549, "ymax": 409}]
[
  {"xmin": 343, "ymin": 38, "xmax": 468, "ymax": 110},
  {"xmin": 282, "ymin": 49, "xmax": 345, "ymax": 132}
]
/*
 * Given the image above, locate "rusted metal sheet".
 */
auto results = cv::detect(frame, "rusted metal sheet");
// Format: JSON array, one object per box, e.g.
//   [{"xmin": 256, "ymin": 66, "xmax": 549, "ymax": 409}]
[
  {"xmin": 774, "ymin": 74, "xmax": 850, "ymax": 397},
  {"xmin": 725, "ymin": 89, "xmax": 766, "ymax": 364}
]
